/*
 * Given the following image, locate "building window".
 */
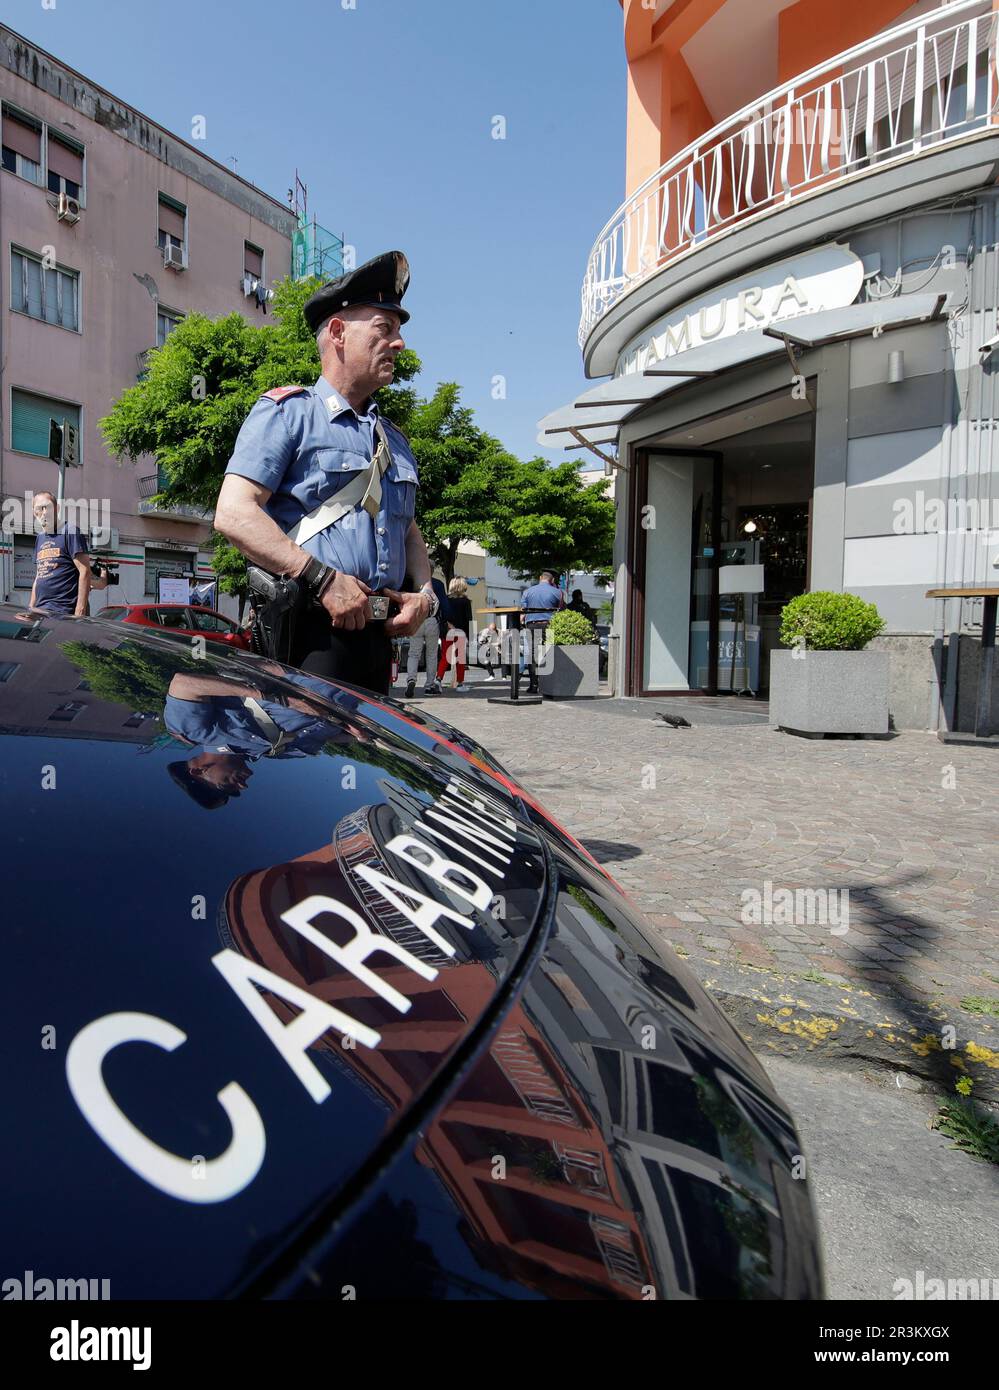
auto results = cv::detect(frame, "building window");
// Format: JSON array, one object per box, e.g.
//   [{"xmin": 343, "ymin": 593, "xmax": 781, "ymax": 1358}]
[
  {"xmin": 1, "ymin": 106, "xmax": 42, "ymax": 184},
  {"xmin": 0, "ymin": 661, "xmax": 20, "ymax": 683},
  {"xmin": 0, "ymin": 619, "xmax": 47, "ymax": 643},
  {"xmin": 49, "ymin": 701, "xmax": 85, "ymax": 722},
  {"xmin": 46, "ymin": 132, "xmax": 84, "ymax": 201},
  {"xmin": 156, "ymin": 306, "xmax": 183, "ymax": 346},
  {"xmin": 11, "ymin": 247, "xmax": 80, "ymax": 331},
  {"xmin": 244, "ymin": 240, "xmax": 264, "ymax": 279},
  {"xmin": 123, "ymin": 711, "xmax": 154, "ymax": 728},
  {"xmin": 157, "ymin": 194, "xmax": 187, "ymax": 258},
  {"xmin": 11, "ymin": 389, "xmax": 81, "ymax": 461}
]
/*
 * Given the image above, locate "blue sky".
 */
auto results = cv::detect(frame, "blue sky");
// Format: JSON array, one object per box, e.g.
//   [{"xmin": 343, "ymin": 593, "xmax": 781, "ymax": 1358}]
[{"xmin": 4, "ymin": 0, "xmax": 626, "ymax": 464}]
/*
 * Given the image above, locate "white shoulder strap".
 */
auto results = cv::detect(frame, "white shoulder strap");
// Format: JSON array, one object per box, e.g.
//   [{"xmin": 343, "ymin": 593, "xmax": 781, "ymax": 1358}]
[{"xmin": 287, "ymin": 420, "xmax": 394, "ymax": 547}]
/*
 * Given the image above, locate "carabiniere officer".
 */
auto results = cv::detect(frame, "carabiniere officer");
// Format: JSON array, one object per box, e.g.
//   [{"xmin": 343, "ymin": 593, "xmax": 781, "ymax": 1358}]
[{"xmin": 215, "ymin": 250, "xmax": 439, "ymax": 695}]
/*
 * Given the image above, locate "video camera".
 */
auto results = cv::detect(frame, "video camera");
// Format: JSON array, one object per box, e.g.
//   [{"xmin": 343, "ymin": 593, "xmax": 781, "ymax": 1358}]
[{"xmin": 90, "ymin": 560, "xmax": 120, "ymax": 586}]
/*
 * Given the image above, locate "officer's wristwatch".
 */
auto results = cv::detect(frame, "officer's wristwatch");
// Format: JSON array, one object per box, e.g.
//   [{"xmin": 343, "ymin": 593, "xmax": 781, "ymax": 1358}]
[
  {"xmin": 420, "ymin": 583, "xmax": 439, "ymax": 618},
  {"xmin": 298, "ymin": 556, "xmax": 337, "ymax": 599}
]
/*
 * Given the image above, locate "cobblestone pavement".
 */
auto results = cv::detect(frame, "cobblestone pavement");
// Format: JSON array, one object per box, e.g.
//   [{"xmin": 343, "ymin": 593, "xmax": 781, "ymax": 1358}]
[{"xmin": 413, "ymin": 686, "xmax": 999, "ymax": 1019}]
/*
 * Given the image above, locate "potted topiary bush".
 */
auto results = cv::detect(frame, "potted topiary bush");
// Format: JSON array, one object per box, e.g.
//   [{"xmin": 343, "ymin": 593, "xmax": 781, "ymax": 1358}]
[
  {"xmin": 770, "ymin": 592, "xmax": 888, "ymax": 735},
  {"xmin": 540, "ymin": 610, "xmax": 600, "ymax": 699}
]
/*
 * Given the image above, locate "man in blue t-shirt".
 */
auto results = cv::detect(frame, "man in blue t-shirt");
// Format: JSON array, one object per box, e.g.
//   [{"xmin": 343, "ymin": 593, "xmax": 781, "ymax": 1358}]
[
  {"xmin": 521, "ymin": 570, "xmax": 564, "ymax": 625},
  {"xmin": 29, "ymin": 491, "xmax": 92, "ymax": 617},
  {"xmin": 520, "ymin": 569, "xmax": 564, "ymax": 695}
]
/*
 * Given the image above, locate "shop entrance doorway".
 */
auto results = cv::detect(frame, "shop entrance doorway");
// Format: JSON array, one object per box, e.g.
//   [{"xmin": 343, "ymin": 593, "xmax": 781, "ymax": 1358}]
[{"xmin": 628, "ymin": 388, "xmax": 814, "ymax": 696}]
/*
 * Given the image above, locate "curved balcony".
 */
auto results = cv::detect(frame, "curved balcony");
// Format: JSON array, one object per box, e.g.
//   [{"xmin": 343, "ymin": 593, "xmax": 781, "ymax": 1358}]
[{"xmin": 580, "ymin": 0, "xmax": 999, "ymax": 357}]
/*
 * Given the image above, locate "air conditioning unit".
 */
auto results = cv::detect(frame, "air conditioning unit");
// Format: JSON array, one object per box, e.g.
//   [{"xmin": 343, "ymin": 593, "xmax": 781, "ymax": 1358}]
[
  {"xmin": 89, "ymin": 527, "xmax": 119, "ymax": 552},
  {"xmin": 57, "ymin": 193, "xmax": 81, "ymax": 224},
  {"xmin": 163, "ymin": 244, "xmax": 186, "ymax": 271}
]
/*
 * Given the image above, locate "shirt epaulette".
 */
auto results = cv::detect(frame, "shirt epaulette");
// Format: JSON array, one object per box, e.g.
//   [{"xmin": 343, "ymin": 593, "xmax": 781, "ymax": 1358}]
[{"xmin": 261, "ymin": 385, "xmax": 310, "ymax": 403}]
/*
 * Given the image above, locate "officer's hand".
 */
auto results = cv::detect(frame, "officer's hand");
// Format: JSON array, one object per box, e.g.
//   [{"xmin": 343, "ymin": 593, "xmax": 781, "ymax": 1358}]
[
  {"xmin": 320, "ymin": 572, "xmax": 371, "ymax": 631},
  {"xmin": 383, "ymin": 589, "xmax": 429, "ymax": 638}
]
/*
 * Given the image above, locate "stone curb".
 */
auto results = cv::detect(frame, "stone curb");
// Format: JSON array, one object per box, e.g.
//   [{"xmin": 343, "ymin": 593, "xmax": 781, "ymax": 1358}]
[{"xmin": 684, "ymin": 955, "xmax": 999, "ymax": 1102}]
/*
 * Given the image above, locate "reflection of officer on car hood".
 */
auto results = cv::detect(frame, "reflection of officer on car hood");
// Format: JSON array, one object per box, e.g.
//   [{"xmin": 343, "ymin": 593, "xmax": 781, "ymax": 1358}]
[{"xmin": 165, "ymin": 669, "xmax": 367, "ymax": 809}]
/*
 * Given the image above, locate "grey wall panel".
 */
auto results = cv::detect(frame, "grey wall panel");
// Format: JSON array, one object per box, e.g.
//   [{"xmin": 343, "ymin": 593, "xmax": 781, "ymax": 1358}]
[
  {"xmin": 811, "ymin": 344, "xmax": 850, "ymax": 589},
  {"xmin": 845, "ymin": 481, "xmax": 945, "ymax": 538},
  {"xmin": 848, "ymin": 322, "xmax": 949, "ymax": 390},
  {"xmin": 845, "ymin": 470, "xmax": 997, "ymax": 539},
  {"xmin": 847, "ymin": 373, "xmax": 949, "ymax": 438},
  {"xmin": 847, "ymin": 584, "xmax": 937, "ymax": 633},
  {"xmin": 845, "ymin": 426, "xmax": 942, "ymax": 488}
]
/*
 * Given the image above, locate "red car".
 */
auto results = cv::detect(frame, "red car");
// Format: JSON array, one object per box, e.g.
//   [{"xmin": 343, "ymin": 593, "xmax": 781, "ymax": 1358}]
[{"xmin": 98, "ymin": 603, "xmax": 251, "ymax": 649}]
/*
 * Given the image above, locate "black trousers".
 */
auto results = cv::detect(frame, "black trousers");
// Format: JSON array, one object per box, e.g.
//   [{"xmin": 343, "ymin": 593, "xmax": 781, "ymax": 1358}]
[{"xmin": 289, "ymin": 606, "xmax": 392, "ymax": 695}]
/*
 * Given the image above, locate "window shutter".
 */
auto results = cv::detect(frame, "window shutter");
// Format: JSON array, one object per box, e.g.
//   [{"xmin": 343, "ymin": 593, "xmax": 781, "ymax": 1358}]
[
  {"xmin": 11, "ymin": 390, "xmax": 80, "ymax": 458},
  {"xmin": 158, "ymin": 197, "xmax": 186, "ymax": 240},
  {"xmin": 48, "ymin": 135, "xmax": 83, "ymax": 183},
  {"xmin": 244, "ymin": 242, "xmax": 263, "ymax": 277},
  {"xmin": 2, "ymin": 111, "xmax": 41, "ymax": 162}
]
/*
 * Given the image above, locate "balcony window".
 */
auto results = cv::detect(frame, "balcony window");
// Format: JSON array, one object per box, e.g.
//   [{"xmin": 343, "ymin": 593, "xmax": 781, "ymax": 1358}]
[
  {"xmin": 11, "ymin": 389, "xmax": 81, "ymax": 461},
  {"xmin": 0, "ymin": 619, "xmax": 47, "ymax": 643},
  {"xmin": 1, "ymin": 107, "xmax": 42, "ymax": 184},
  {"xmin": 49, "ymin": 701, "xmax": 85, "ymax": 722},
  {"xmin": 46, "ymin": 132, "xmax": 84, "ymax": 201},
  {"xmin": 156, "ymin": 307, "xmax": 183, "ymax": 346},
  {"xmin": 11, "ymin": 247, "xmax": 80, "ymax": 331},
  {"xmin": 157, "ymin": 195, "xmax": 187, "ymax": 258},
  {"xmin": 244, "ymin": 241, "xmax": 264, "ymax": 279}
]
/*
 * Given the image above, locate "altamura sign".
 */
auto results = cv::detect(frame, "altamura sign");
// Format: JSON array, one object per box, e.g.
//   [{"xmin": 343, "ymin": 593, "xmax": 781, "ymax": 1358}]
[{"xmin": 616, "ymin": 243, "xmax": 864, "ymax": 377}]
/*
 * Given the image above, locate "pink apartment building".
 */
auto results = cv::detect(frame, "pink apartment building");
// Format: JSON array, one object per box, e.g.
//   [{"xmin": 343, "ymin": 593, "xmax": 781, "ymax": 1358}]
[{"xmin": 0, "ymin": 23, "xmax": 299, "ymax": 615}]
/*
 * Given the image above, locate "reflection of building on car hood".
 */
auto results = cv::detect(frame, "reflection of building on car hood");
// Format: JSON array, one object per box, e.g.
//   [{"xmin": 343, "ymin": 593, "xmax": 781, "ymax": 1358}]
[{"xmin": 215, "ymin": 799, "xmax": 663, "ymax": 1298}]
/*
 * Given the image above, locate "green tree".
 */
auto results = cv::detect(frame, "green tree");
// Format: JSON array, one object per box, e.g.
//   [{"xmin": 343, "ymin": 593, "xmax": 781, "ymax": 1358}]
[
  {"xmin": 407, "ymin": 384, "xmax": 516, "ymax": 582},
  {"xmin": 488, "ymin": 459, "xmax": 615, "ymax": 580},
  {"xmin": 61, "ymin": 638, "xmax": 203, "ymax": 731}
]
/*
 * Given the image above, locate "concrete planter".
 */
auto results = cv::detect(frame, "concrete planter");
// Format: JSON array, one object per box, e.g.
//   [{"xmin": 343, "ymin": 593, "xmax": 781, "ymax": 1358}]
[
  {"xmin": 769, "ymin": 649, "xmax": 890, "ymax": 735},
  {"xmin": 541, "ymin": 643, "xmax": 600, "ymax": 699}
]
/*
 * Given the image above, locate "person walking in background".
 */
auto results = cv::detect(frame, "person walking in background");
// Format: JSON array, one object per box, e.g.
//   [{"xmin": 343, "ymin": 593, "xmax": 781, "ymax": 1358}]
[
  {"xmin": 478, "ymin": 621, "xmax": 501, "ymax": 681},
  {"xmin": 405, "ymin": 574, "xmax": 449, "ymax": 698},
  {"xmin": 437, "ymin": 576, "xmax": 473, "ymax": 691}
]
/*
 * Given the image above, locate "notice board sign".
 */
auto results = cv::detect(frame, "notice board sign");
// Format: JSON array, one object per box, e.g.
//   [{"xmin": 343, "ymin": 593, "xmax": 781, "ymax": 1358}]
[{"xmin": 158, "ymin": 577, "xmax": 190, "ymax": 605}]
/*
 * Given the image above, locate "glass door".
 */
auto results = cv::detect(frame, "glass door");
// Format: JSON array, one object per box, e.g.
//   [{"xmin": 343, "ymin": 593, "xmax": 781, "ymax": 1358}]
[{"xmin": 639, "ymin": 451, "xmax": 720, "ymax": 694}]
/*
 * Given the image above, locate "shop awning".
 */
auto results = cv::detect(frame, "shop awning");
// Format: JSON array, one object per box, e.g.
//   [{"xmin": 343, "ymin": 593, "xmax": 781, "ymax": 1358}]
[
  {"xmin": 537, "ymin": 291, "xmax": 951, "ymax": 449},
  {"xmin": 762, "ymin": 292, "xmax": 947, "ymax": 348}
]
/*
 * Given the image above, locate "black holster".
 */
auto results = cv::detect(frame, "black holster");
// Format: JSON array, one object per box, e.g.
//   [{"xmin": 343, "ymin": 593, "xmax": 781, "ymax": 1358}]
[{"xmin": 247, "ymin": 566, "xmax": 307, "ymax": 663}]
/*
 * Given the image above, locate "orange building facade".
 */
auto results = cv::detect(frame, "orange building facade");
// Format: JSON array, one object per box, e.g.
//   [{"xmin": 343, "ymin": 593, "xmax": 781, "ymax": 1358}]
[{"xmin": 543, "ymin": 1, "xmax": 999, "ymax": 732}]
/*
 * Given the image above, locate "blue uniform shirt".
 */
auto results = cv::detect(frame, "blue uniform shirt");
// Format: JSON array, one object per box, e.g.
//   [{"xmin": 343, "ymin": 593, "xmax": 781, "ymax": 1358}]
[
  {"xmin": 225, "ymin": 376, "xmax": 418, "ymax": 591},
  {"xmin": 522, "ymin": 580, "xmax": 564, "ymax": 623},
  {"xmin": 163, "ymin": 670, "xmax": 349, "ymax": 758}
]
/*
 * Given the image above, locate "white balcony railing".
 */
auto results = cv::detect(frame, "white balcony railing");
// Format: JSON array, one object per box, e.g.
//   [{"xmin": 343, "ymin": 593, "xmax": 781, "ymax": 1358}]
[{"xmin": 580, "ymin": 0, "xmax": 998, "ymax": 347}]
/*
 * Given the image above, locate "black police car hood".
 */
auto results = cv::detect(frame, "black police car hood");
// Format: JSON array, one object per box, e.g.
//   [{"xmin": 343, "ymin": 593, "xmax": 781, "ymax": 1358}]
[
  {"xmin": 0, "ymin": 609, "xmax": 820, "ymax": 1299},
  {"xmin": 0, "ymin": 609, "xmax": 550, "ymax": 1297}
]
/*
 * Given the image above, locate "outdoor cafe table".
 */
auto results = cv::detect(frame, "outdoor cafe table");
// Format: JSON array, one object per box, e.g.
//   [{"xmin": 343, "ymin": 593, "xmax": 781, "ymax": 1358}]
[
  {"xmin": 479, "ymin": 606, "xmax": 542, "ymax": 707},
  {"xmin": 925, "ymin": 586, "xmax": 998, "ymax": 742}
]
